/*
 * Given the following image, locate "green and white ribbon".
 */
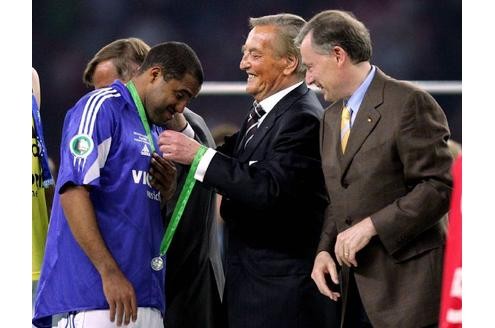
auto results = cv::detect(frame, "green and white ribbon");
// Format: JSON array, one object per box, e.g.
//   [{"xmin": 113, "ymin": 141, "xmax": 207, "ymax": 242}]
[
  {"xmin": 126, "ymin": 80, "xmax": 207, "ymax": 256},
  {"xmin": 126, "ymin": 81, "xmax": 156, "ymax": 152},
  {"xmin": 160, "ymin": 145, "xmax": 207, "ymax": 255}
]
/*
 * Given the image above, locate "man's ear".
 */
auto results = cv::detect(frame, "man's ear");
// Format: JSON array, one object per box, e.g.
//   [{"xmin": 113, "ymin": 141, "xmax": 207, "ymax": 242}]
[
  {"xmin": 149, "ymin": 66, "xmax": 162, "ymax": 82},
  {"xmin": 333, "ymin": 46, "xmax": 347, "ymax": 66},
  {"xmin": 283, "ymin": 54, "xmax": 299, "ymax": 75}
]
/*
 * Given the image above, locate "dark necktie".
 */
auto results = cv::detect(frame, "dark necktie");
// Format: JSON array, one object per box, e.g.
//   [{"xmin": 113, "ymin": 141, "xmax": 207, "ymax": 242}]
[{"xmin": 243, "ymin": 101, "xmax": 266, "ymax": 149}]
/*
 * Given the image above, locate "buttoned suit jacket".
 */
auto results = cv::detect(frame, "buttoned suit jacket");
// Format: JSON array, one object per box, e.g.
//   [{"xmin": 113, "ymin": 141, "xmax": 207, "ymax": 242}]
[
  {"xmin": 203, "ymin": 83, "xmax": 340, "ymax": 328},
  {"xmin": 164, "ymin": 108, "xmax": 225, "ymax": 328},
  {"xmin": 318, "ymin": 68, "xmax": 453, "ymax": 328}
]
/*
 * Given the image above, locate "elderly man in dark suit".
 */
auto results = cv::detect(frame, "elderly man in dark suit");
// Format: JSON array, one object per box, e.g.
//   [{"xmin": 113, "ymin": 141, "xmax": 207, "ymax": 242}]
[
  {"xmin": 296, "ymin": 10, "xmax": 453, "ymax": 328},
  {"xmin": 83, "ymin": 37, "xmax": 224, "ymax": 328},
  {"xmin": 159, "ymin": 13, "xmax": 340, "ymax": 328}
]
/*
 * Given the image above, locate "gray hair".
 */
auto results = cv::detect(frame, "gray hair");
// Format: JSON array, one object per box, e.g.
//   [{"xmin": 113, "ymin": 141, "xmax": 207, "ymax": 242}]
[
  {"xmin": 295, "ymin": 10, "xmax": 372, "ymax": 63},
  {"xmin": 249, "ymin": 13, "xmax": 306, "ymax": 77}
]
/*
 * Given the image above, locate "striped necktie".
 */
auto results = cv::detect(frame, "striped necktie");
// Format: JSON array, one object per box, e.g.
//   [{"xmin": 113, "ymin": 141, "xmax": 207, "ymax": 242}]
[
  {"xmin": 340, "ymin": 105, "xmax": 352, "ymax": 153},
  {"xmin": 243, "ymin": 101, "xmax": 266, "ymax": 149}
]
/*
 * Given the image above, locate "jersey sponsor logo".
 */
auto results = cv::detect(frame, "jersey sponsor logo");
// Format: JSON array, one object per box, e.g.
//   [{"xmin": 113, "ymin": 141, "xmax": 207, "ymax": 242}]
[
  {"xmin": 32, "ymin": 138, "xmax": 40, "ymax": 158},
  {"xmin": 132, "ymin": 169, "xmax": 152, "ymax": 187},
  {"xmin": 141, "ymin": 144, "xmax": 151, "ymax": 157},
  {"xmin": 32, "ymin": 173, "xmax": 42, "ymax": 196},
  {"xmin": 69, "ymin": 134, "xmax": 94, "ymax": 159},
  {"xmin": 32, "ymin": 173, "xmax": 43, "ymax": 188},
  {"xmin": 132, "ymin": 169, "xmax": 161, "ymax": 202},
  {"xmin": 147, "ymin": 190, "xmax": 161, "ymax": 201}
]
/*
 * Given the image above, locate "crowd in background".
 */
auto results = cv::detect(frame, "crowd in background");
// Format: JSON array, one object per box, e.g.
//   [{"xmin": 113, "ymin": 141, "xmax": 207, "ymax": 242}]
[{"xmin": 33, "ymin": 0, "xmax": 461, "ymax": 168}]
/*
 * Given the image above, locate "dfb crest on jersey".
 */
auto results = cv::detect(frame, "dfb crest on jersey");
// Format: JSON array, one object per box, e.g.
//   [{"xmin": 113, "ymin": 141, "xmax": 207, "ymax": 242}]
[{"xmin": 69, "ymin": 134, "xmax": 94, "ymax": 159}]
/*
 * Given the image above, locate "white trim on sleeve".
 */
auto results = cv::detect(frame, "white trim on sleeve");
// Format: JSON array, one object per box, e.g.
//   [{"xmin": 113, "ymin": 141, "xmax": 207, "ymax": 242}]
[
  {"xmin": 181, "ymin": 122, "xmax": 195, "ymax": 138},
  {"xmin": 194, "ymin": 148, "xmax": 217, "ymax": 182}
]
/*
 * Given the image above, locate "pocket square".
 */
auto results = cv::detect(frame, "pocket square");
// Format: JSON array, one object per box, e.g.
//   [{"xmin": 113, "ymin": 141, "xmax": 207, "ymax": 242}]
[{"xmin": 249, "ymin": 160, "xmax": 258, "ymax": 166}]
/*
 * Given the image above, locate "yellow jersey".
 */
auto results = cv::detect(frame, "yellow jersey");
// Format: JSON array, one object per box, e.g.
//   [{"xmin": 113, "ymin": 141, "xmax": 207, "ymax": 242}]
[{"xmin": 32, "ymin": 118, "xmax": 49, "ymax": 280}]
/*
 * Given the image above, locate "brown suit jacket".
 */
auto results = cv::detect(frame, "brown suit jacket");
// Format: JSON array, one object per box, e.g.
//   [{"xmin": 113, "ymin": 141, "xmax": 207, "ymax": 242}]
[{"xmin": 318, "ymin": 68, "xmax": 453, "ymax": 327}]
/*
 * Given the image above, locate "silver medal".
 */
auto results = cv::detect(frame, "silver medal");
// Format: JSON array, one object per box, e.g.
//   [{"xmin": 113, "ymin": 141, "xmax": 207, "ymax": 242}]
[{"xmin": 151, "ymin": 256, "xmax": 164, "ymax": 271}]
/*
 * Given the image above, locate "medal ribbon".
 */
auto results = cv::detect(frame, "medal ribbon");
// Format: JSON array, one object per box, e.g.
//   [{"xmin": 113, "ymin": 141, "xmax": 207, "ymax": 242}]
[
  {"xmin": 125, "ymin": 80, "xmax": 207, "ymax": 258},
  {"xmin": 160, "ymin": 145, "xmax": 207, "ymax": 255},
  {"xmin": 126, "ymin": 81, "xmax": 156, "ymax": 152}
]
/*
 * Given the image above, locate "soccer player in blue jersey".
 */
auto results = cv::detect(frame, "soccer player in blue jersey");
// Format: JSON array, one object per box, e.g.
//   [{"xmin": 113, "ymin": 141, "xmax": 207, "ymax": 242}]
[
  {"xmin": 33, "ymin": 42, "xmax": 203, "ymax": 328},
  {"xmin": 82, "ymin": 37, "xmax": 225, "ymax": 328}
]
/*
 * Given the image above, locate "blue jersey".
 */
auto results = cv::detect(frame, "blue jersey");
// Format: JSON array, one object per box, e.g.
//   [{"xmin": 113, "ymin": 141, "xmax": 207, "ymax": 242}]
[{"xmin": 33, "ymin": 81, "xmax": 166, "ymax": 326}]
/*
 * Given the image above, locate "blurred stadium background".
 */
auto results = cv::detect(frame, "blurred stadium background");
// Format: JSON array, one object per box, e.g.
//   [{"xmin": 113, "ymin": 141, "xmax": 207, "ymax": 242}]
[{"xmin": 33, "ymin": 0, "xmax": 461, "ymax": 166}]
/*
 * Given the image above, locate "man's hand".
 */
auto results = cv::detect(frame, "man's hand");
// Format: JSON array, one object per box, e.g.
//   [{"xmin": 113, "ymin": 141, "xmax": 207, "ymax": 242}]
[
  {"xmin": 164, "ymin": 112, "xmax": 188, "ymax": 131},
  {"xmin": 158, "ymin": 130, "xmax": 201, "ymax": 165},
  {"xmin": 311, "ymin": 251, "xmax": 341, "ymax": 301},
  {"xmin": 149, "ymin": 152, "xmax": 177, "ymax": 201},
  {"xmin": 101, "ymin": 267, "xmax": 137, "ymax": 326},
  {"xmin": 334, "ymin": 217, "xmax": 377, "ymax": 267}
]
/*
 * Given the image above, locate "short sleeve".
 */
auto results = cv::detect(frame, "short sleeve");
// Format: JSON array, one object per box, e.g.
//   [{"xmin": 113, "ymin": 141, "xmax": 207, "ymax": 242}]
[{"xmin": 57, "ymin": 88, "xmax": 121, "ymax": 191}]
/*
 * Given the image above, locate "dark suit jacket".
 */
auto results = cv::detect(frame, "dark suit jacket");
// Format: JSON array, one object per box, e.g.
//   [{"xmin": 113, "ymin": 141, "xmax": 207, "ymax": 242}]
[
  {"xmin": 163, "ymin": 108, "xmax": 225, "ymax": 328},
  {"xmin": 203, "ymin": 83, "xmax": 340, "ymax": 328},
  {"xmin": 318, "ymin": 68, "xmax": 453, "ymax": 328}
]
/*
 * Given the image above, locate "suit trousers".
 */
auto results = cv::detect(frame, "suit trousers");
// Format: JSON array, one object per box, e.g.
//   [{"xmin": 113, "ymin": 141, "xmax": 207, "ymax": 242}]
[{"xmin": 344, "ymin": 271, "xmax": 372, "ymax": 328}]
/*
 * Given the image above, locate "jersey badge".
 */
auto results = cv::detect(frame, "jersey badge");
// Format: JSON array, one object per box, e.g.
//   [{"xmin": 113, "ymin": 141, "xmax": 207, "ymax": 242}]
[{"xmin": 69, "ymin": 134, "xmax": 94, "ymax": 159}]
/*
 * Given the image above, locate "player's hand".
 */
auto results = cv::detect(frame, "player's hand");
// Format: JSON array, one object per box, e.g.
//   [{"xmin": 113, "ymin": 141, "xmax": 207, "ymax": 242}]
[
  {"xmin": 149, "ymin": 152, "xmax": 177, "ymax": 201},
  {"xmin": 101, "ymin": 269, "xmax": 137, "ymax": 326},
  {"xmin": 311, "ymin": 251, "xmax": 341, "ymax": 301},
  {"xmin": 164, "ymin": 112, "xmax": 188, "ymax": 131}
]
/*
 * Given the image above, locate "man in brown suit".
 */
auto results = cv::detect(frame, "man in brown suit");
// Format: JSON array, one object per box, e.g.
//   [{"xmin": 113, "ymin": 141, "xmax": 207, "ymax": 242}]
[{"xmin": 295, "ymin": 10, "xmax": 453, "ymax": 328}]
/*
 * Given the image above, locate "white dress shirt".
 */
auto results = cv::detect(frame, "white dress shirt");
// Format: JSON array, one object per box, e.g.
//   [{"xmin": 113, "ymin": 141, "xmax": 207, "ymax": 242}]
[{"xmin": 194, "ymin": 81, "xmax": 303, "ymax": 182}]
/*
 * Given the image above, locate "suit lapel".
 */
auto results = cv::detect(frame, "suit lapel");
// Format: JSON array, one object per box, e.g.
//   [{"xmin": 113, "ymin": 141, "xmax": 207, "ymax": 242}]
[
  {"xmin": 340, "ymin": 69, "xmax": 386, "ymax": 176},
  {"xmin": 323, "ymin": 100, "xmax": 344, "ymax": 166},
  {"xmin": 239, "ymin": 83, "xmax": 309, "ymax": 161},
  {"xmin": 234, "ymin": 115, "xmax": 250, "ymax": 157}
]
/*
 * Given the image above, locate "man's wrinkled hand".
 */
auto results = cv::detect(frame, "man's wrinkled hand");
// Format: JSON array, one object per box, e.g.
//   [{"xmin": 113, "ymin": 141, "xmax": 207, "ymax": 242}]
[
  {"xmin": 334, "ymin": 217, "xmax": 377, "ymax": 267},
  {"xmin": 158, "ymin": 130, "xmax": 201, "ymax": 165}
]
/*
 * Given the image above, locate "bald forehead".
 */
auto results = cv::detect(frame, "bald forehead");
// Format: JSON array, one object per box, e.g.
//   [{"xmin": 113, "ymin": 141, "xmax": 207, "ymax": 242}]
[
  {"xmin": 242, "ymin": 25, "xmax": 280, "ymax": 54},
  {"xmin": 93, "ymin": 59, "xmax": 119, "ymax": 89}
]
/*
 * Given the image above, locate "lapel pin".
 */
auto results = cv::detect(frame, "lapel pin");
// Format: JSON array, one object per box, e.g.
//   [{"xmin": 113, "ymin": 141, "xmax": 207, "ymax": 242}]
[{"xmin": 367, "ymin": 117, "xmax": 372, "ymax": 122}]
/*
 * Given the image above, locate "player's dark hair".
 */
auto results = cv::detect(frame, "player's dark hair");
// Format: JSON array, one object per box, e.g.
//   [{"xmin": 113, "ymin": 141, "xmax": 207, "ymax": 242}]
[{"xmin": 139, "ymin": 41, "xmax": 204, "ymax": 85}]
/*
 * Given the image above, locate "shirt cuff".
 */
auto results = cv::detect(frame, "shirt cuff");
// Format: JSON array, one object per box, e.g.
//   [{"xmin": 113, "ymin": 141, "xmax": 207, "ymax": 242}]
[
  {"xmin": 181, "ymin": 122, "xmax": 195, "ymax": 139},
  {"xmin": 194, "ymin": 148, "xmax": 217, "ymax": 182}
]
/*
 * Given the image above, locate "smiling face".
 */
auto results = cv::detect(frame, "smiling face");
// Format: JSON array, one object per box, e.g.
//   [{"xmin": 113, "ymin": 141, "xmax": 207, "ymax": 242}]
[
  {"xmin": 239, "ymin": 25, "xmax": 289, "ymax": 102},
  {"xmin": 300, "ymin": 33, "xmax": 343, "ymax": 102},
  {"xmin": 142, "ymin": 69, "xmax": 200, "ymax": 126}
]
